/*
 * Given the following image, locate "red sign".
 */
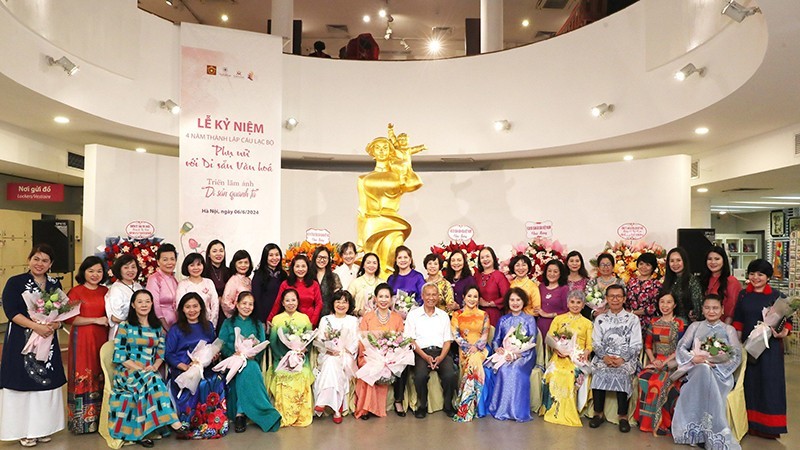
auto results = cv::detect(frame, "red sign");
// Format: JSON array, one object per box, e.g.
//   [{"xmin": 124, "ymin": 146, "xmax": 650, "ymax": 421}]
[
  {"xmin": 617, "ymin": 223, "xmax": 648, "ymax": 240},
  {"xmin": 6, "ymin": 183, "xmax": 64, "ymax": 202},
  {"xmin": 126, "ymin": 221, "xmax": 156, "ymax": 239}
]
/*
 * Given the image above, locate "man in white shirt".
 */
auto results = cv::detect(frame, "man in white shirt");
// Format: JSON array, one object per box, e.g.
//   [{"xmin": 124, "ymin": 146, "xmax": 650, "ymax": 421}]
[{"xmin": 404, "ymin": 283, "xmax": 458, "ymax": 418}]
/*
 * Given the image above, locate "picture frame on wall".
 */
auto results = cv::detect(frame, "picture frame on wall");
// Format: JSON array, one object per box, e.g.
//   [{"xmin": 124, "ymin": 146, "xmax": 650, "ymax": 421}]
[
  {"xmin": 771, "ymin": 210, "xmax": 786, "ymax": 237},
  {"xmin": 789, "ymin": 216, "xmax": 800, "ymax": 235}
]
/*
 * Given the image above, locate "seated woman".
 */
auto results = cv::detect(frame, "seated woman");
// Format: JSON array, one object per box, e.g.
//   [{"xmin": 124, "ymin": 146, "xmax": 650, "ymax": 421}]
[
  {"xmin": 313, "ymin": 290, "xmax": 359, "ymax": 424},
  {"xmin": 672, "ymin": 294, "xmax": 742, "ymax": 449},
  {"xmin": 165, "ymin": 293, "xmax": 227, "ymax": 439},
  {"xmin": 218, "ymin": 291, "xmax": 281, "ymax": 433},
  {"xmin": 487, "ymin": 287, "xmax": 538, "ymax": 422},
  {"xmin": 108, "ymin": 290, "xmax": 187, "ymax": 448},
  {"xmin": 353, "ymin": 283, "xmax": 405, "ymax": 419},
  {"xmin": 451, "ymin": 285, "xmax": 489, "ymax": 422},
  {"xmin": 269, "ymin": 289, "xmax": 315, "ymax": 427},
  {"xmin": 543, "ymin": 290, "xmax": 593, "ymax": 427},
  {"xmin": 634, "ymin": 292, "xmax": 685, "ymax": 433},
  {"xmin": 589, "ymin": 284, "xmax": 642, "ymax": 433}
]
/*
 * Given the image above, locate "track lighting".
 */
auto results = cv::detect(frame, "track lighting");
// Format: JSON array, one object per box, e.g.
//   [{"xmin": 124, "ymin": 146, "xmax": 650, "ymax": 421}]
[{"xmin": 47, "ymin": 56, "xmax": 79, "ymax": 76}]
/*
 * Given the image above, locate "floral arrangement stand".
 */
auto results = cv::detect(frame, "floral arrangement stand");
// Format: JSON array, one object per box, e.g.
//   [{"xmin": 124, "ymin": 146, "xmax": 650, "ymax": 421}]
[
  {"xmin": 97, "ymin": 236, "xmax": 164, "ymax": 284},
  {"xmin": 592, "ymin": 240, "xmax": 666, "ymax": 282},
  {"xmin": 430, "ymin": 239, "xmax": 485, "ymax": 275},
  {"xmin": 283, "ymin": 240, "xmax": 342, "ymax": 272},
  {"xmin": 501, "ymin": 238, "xmax": 567, "ymax": 281}
]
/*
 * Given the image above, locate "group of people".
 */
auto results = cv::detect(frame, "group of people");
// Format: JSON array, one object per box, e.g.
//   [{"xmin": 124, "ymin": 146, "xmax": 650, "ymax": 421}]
[{"xmin": 0, "ymin": 239, "xmax": 790, "ymax": 449}]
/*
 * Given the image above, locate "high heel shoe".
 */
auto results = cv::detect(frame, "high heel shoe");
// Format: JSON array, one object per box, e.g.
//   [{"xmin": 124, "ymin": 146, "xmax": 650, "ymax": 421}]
[{"xmin": 394, "ymin": 402, "xmax": 406, "ymax": 417}]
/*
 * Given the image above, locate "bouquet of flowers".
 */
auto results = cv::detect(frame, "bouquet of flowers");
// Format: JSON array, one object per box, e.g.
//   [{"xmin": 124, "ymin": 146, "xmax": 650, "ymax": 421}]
[
  {"xmin": 213, "ymin": 327, "xmax": 270, "ymax": 383},
  {"xmin": 282, "ymin": 240, "xmax": 342, "ymax": 271},
  {"xmin": 743, "ymin": 296, "xmax": 800, "ymax": 359},
  {"xmin": 275, "ymin": 322, "xmax": 317, "ymax": 373},
  {"xmin": 544, "ymin": 324, "xmax": 592, "ymax": 411},
  {"xmin": 592, "ymin": 240, "xmax": 666, "ymax": 283},
  {"xmin": 545, "ymin": 324, "xmax": 575, "ymax": 357},
  {"xmin": 585, "ymin": 285, "xmax": 607, "ymax": 311},
  {"xmin": 356, "ymin": 330, "xmax": 414, "ymax": 385},
  {"xmin": 21, "ymin": 288, "xmax": 81, "ymax": 361},
  {"xmin": 485, "ymin": 323, "xmax": 536, "ymax": 371},
  {"xmin": 501, "ymin": 238, "xmax": 567, "ymax": 281},
  {"xmin": 97, "ymin": 236, "xmax": 163, "ymax": 284},
  {"xmin": 174, "ymin": 339, "xmax": 223, "ymax": 396},
  {"xmin": 671, "ymin": 335, "xmax": 732, "ymax": 381},
  {"xmin": 313, "ymin": 321, "xmax": 357, "ymax": 377},
  {"xmin": 392, "ymin": 290, "xmax": 418, "ymax": 319},
  {"xmin": 430, "ymin": 239, "xmax": 485, "ymax": 276}
]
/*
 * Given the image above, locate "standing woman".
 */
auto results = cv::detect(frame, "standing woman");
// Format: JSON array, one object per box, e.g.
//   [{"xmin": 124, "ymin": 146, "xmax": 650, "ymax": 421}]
[
  {"xmin": 536, "ymin": 259, "xmax": 569, "ymax": 338},
  {"xmin": 662, "ymin": 247, "xmax": 703, "ymax": 322},
  {"xmin": 423, "ymin": 253, "xmax": 457, "ymax": 313},
  {"xmin": 107, "ymin": 289, "xmax": 187, "ymax": 446},
  {"xmin": 66, "ymin": 256, "xmax": 110, "ymax": 434},
  {"xmin": 348, "ymin": 252, "xmax": 384, "ymax": 316},
  {"xmin": 310, "ymin": 246, "xmax": 342, "ymax": 308},
  {"xmin": 700, "ymin": 246, "xmax": 742, "ymax": 324},
  {"xmin": 218, "ymin": 292, "xmax": 281, "ymax": 433},
  {"xmin": 508, "ymin": 254, "xmax": 542, "ymax": 317},
  {"xmin": 147, "ymin": 243, "xmax": 179, "ymax": 330},
  {"xmin": 733, "ymin": 259, "xmax": 789, "ymax": 439},
  {"xmin": 268, "ymin": 255, "xmax": 323, "ymax": 327},
  {"xmin": 444, "ymin": 250, "xmax": 476, "ymax": 309},
  {"xmin": 105, "ymin": 254, "xmax": 142, "ymax": 339},
  {"xmin": 625, "ymin": 253, "xmax": 663, "ymax": 332},
  {"xmin": 175, "ymin": 253, "xmax": 220, "ymax": 326},
  {"xmin": 450, "ymin": 285, "xmax": 489, "ymax": 422},
  {"xmin": 565, "ymin": 251, "xmax": 590, "ymax": 293},
  {"xmin": 165, "ymin": 293, "xmax": 227, "ymax": 439},
  {"xmin": 203, "ymin": 240, "xmax": 230, "ymax": 330},
  {"xmin": 583, "ymin": 253, "xmax": 624, "ymax": 319},
  {"xmin": 0, "ymin": 244, "xmax": 66, "ymax": 446},
  {"xmin": 353, "ymin": 283, "xmax": 405, "ymax": 419},
  {"xmin": 474, "ymin": 247, "xmax": 510, "ymax": 327},
  {"xmin": 269, "ymin": 289, "xmax": 315, "ymax": 427},
  {"xmin": 387, "ymin": 245, "xmax": 425, "ymax": 304},
  {"xmin": 487, "ymin": 288, "xmax": 537, "ymax": 422},
  {"xmin": 251, "ymin": 243, "xmax": 287, "ymax": 324},
  {"xmin": 221, "ymin": 250, "xmax": 253, "ymax": 320},
  {"xmin": 333, "ymin": 242, "xmax": 359, "ymax": 290}
]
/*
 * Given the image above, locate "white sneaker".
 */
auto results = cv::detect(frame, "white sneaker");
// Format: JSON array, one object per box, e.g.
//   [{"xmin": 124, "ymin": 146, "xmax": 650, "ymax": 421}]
[{"xmin": 19, "ymin": 438, "xmax": 37, "ymax": 447}]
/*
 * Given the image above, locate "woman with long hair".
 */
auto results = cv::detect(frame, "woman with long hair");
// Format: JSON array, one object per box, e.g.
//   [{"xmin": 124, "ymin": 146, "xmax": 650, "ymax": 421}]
[
  {"xmin": 537, "ymin": 259, "xmax": 569, "ymax": 337},
  {"xmin": 348, "ymin": 252, "xmax": 384, "ymax": 316},
  {"xmin": 474, "ymin": 247, "xmax": 510, "ymax": 327},
  {"xmin": 310, "ymin": 246, "xmax": 342, "ymax": 309},
  {"xmin": 251, "ymin": 243, "xmax": 287, "ymax": 323},
  {"xmin": 565, "ymin": 250, "xmax": 591, "ymax": 293},
  {"xmin": 699, "ymin": 246, "xmax": 741, "ymax": 324},
  {"xmin": 221, "ymin": 250, "xmax": 253, "ymax": 320},
  {"xmin": 267, "ymin": 255, "xmax": 323, "ymax": 327},
  {"xmin": 203, "ymin": 240, "xmax": 230, "ymax": 329},
  {"xmin": 444, "ymin": 249, "xmax": 477, "ymax": 309},
  {"xmin": 662, "ymin": 247, "xmax": 703, "ymax": 322}
]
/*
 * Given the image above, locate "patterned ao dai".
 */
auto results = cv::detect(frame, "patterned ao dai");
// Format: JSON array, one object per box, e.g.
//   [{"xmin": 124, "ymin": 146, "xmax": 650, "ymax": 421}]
[{"xmin": 589, "ymin": 309, "xmax": 642, "ymax": 395}]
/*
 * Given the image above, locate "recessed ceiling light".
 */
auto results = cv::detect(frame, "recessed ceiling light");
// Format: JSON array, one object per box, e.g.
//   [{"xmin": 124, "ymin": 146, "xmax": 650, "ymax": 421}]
[
  {"xmin": 696, "ymin": 187, "xmax": 709, "ymax": 193},
  {"xmin": 718, "ymin": 211, "xmax": 728, "ymax": 215},
  {"xmin": 378, "ymin": 9, "xmax": 387, "ymax": 18},
  {"xmin": 135, "ymin": 147, "xmax": 147, "ymax": 153},
  {"xmin": 53, "ymin": 116, "xmax": 70, "ymax": 124},
  {"xmin": 695, "ymin": 127, "xmax": 709, "ymax": 135},
  {"xmin": 522, "ymin": 19, "xmax": 530, "ymax": 27},
  {"xmin": 221, "ymin": 14, "xmax": 229, "ymax": 22},
  {"xmin": 363, "ymin": 15, "xmax": 371, "ymax": 23},
  {"xmin": 623, "ymin": 155, "xmax": 634, "ymax": 161}
]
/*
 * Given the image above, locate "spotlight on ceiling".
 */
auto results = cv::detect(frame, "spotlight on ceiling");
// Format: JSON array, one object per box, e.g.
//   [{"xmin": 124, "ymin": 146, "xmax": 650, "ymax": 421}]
[
  {"xmin": 160, "ymin": 99, "xmax": 180, "ymax": 115},
  {"xmin": 384, "ymin": 25, "xmax": 393, "ymax": 40},
  {"xmin": 378, "ymin": 9, "xmax": 387, "ymax": 18},
  {"xmin": 165, "ymin": 0, "xmax": 173, "ymax": 6},
  {"xmin": 591, "ymin": 103, "xmax": 614, "ymax": 118},
  {"xmin": 362, "ymin": 15, "xmax": 371, "ymax": 23},
  {"xmin": 400, "ymin": 39, "xmax": 411, "ymax": 51},
  {"xmin": 46, "ymin": 56, "xmax": 79, "ymax": 76},
  {"xmin": 427, "ymin": 37, "xmax": 442, "ymax": 54},
  {"xmin": 721, "ymin": 0, "xmax": 761, "ymax": 22},
  {"xmin": 675, "ymin": 63, "xmax": 706, "ymax": 81},
  {"xmin": 284, "ymin": 117, "xmax": 299, "ymax": 130},
  {"xmin": 493, "ymin": 120, "xmax": 511, "ymax": 132}
]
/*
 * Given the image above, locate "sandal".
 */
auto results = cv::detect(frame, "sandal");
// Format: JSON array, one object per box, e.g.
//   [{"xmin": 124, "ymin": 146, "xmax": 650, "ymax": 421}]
[
  {"xmin": 137, "ymin": 439, "xmax": 154, "ymax": 448},
  {"xmin": 35, "ymin": 436, "xmax": 51, "ymax": 443},
  {"xmin": 19, "ymin": 438, "xmax": 37, "ymax": 447}
]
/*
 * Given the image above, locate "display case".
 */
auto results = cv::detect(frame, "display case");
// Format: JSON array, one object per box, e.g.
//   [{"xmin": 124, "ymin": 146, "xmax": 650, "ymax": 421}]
[{"xmin": 714, "ymin": 234, "xmax": 761, "ymax": 281}]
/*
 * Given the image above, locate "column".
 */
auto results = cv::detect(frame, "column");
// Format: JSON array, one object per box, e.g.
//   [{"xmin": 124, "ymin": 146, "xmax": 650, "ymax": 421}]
[
  {"xmin": 480, "ymin": 0, "xmax": 503, "ymax": 53},
  {"xmin": 270, "ymin": 0, "xmax": 293, "ymax": 53}
]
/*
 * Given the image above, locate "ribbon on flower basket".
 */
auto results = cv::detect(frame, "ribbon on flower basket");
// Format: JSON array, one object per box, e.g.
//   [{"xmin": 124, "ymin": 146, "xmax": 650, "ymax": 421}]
[
  {"xmin": 275, "ymin": 327, "xmax": 317, "ymax": 373},
  {"xmin": 485, "ymin": 324, "xmax": 536, "ymax": 371},
  {"xmin": 174, "ymin": 339, "xmax": 223, "ymax": 396},
  {"xmin": 743, "ymin": 297, "xmax": 796, "ymax": 359},
  {"xmin": 355, "ymin": 332, "xmax": 414, "ymax": 386},
  {"xmin": 213, "ymin": 327, "xmax": 270, "ymax": 383},
  {"xmin": 21, "ymin": 289, "xmax": 81, "ymax": 361}
]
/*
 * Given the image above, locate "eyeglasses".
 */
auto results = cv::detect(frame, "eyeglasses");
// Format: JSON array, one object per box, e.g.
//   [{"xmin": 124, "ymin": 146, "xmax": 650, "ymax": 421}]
[
  {"xmin": 606, "ymin": 294, "xmax": 624, "ymax": 300},
  {"xmin": 599, "ymin": 263, "xmax": 613, "ymax": 268},
  {"xmin": 316, "ymin": 255, "xmax": 329, "ymax": 261}
]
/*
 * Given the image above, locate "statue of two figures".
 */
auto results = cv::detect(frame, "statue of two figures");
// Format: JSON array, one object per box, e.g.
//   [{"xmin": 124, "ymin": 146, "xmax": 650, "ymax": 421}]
[{"xmin": 357, "ymin": 124, "xmax": 425, "ymax": 279}]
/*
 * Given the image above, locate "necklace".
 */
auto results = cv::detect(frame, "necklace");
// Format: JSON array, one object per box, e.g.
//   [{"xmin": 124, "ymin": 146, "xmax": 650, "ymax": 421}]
[
  {"xmin": 121, "ymin": 280, "xmax": 136, "ymax": 292},
  {"xmin": 210, "ymin": 265, "xmax": 223, "ymax": 283},
  {"xmin": 376, "ymin": 309, "xmax": 391, "ymax": 324},
  {"xmin": 481, "ymin": 273, "xmax": 491, "ymax": 287},
  {"xmin": 33, "ymin": 277, "xmax": 46, "ymax": 291}
]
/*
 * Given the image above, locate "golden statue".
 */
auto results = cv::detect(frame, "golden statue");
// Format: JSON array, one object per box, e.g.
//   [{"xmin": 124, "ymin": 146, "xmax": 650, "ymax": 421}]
[{"xmin": 357, "ymin": 124, "xmax": 425, "ymax": 279}]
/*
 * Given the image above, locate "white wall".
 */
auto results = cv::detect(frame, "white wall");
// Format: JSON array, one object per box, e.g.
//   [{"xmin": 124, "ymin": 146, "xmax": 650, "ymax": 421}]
[
  {"xmin": 83, "ymin": 145, "xmax": 179, "ymax": 259},
  {"xmin": 281, "ymin": 155, "xmax": 691, "ymax": 264}
]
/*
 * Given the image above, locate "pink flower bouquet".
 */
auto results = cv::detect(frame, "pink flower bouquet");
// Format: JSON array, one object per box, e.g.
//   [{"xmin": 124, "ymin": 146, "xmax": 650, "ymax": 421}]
[
  {"xmin": 21, "ymin": 289, "xmax": 80, "ymax": 361},
  {"xmin": 213, "ymin": 327, "xmax": 270, "ymax": 383},
  {"xmin": 356, "ymin": 331, "xmax": 414, "ymax": 386},
  {"xmin": 313, "ymin": 322, "xmax": 357, "ymax": 377},
  {"xmin": 485, "ymin": 323, "xmax": 536, "ymax": 371},
  {"xmin": 275, "ymin": 323, "xmax": 317, "ymax": 373},
  {"xmin": 175, "ymin": 338, "xmax": 223, "ymax": 396},
  {"xmin": 392, "ymin": 290, "xmax": 418, "ymax": 319}
]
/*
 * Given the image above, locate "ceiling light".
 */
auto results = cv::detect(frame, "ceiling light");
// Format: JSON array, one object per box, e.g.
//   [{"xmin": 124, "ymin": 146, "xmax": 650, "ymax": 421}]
[
  {"xmin": 696, "ymin": 187, "xmax": 709, "ymax": 193},
  {"xmin": 721, "ymin": 0, "xmax": 761, "ymax": 22},
  {"xmin": 384, "ymin": 25, "xmax": 393, "ymax": 40},
  {"xmin": 522, "ymin": 19, "xmax": 530, "ymax": 27},
  {"xmin": 493, "ymin": 120, "xmax": 511, "ymax": 132},
  {"xmin": 160, "ymin": 99, "xmax": 180, "ymax": 114},
  {"xmin": 675, "ymin": 63, "xmax": 706, "ymax": 81},
  {"xmin": 427, "ymin": 37, "xmax": 442, "ymax": 54},
  {"xmin": 46, "ymin": 56, "xmax": 79, "ymax": 76},
  {"xmin": 378, "ymin": 9, "xmax": 387, "ymax": 18},
  {"xmin": 718, "ymin": 211, "xmax": 728, "ymax": 216},
  {"xmin": 165, "ymin": 0, "xmax": 173, "ymax": 6},
  {"xmin": 695, "ymin": 126, "xmax": 709, "ymax": 135},
  {"xmin": 284, "ymin": 117, "xmax": 299, "ymax": 130},
  {"xmin": 135, "ymin": 147, "xmax": 147, "ymax": 153},
  {"xmin": 221, "ymin": 14, "xmax": 229, "ymax": 22},
  {"xmin": 363, "ymin": 15, "xmax": 371, "ymax": 23},
  {"xmin": 400, "ymin": 39, "xmax": 411, "ymax": 51},
  {"xmin": 623, "ymin": 155, "xmax": 634, "ymax": 161},
  {"xmin": 53, "ymin": 116, "xmax": 70, "ymax": 124},
  {"xmin": 591, "ymin": 103, "xmax": 613, "ymax": 117}
]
